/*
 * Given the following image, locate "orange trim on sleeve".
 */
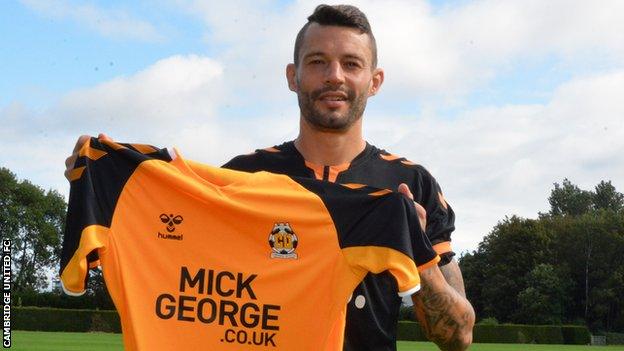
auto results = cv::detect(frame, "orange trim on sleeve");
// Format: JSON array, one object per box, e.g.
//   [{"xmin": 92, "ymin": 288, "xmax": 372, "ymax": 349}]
[
  {"xmin": 130, "ymin": 144, "xmax": 157, "ymax": 154},
  {"xmin": 433, "ymin": 241, "xmax": 452, "ymax": 255},
  {"xmin": 369, "ymin": 189, "xmax": 392, "ymax": 196},
  {"xmin": 68, "ymin": 166, "xmax": 86, "ymax": 182},
  {"xmin": 341, "ymin": 183, "xmax": 366, "ymax": 189},
  {"xmin": 417, "ymin": 255, "xmax": 441, "ymax": 272},
  {"xmin": 263, "ymin": 147, "xmax": 280, "ymax": 153},
  {"xmin": 381, "ymin": 153, "xmax": 417, "ymax": 166},
  {"xmin": 60, "ymin": 225, "xmax": 109, "ymax": 294},
  {"xmin": 380, "ymin": 153, "xmax": 401, "ymax": 161},
  {"xmin": 79, "ymin": 142, "xmax": 107, "ymax": 161}
]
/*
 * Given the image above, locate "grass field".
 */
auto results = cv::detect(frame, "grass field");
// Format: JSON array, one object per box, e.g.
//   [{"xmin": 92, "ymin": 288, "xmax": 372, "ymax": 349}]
[{"xmin": 9, "ymin": 331, "xmax": 624, "ymax": 350}]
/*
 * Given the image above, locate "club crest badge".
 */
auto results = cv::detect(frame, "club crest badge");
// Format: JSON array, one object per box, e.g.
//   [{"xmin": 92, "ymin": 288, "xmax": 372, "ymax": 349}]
[{"xmin": 268, "ymin": 223, "xmax": 298, "ymax": 259}]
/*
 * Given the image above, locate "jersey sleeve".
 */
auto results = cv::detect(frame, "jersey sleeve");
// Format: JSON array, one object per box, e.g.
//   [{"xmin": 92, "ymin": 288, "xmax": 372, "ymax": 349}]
[
  {"xmin": 415, "ymin": 166, "xmax": 456, "ymax": 264},
  {"xmin": 60, "ymin": 137, "xmax": 171, "ymax": 296},
  {"xmin": 292, "ymin": 178, "xmax": 438, "ymax": 296}
]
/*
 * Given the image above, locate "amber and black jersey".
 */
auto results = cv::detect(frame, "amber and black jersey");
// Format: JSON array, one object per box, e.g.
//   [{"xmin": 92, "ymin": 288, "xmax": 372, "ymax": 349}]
[
  {"xmin": 223, "ymin": 141, "xmax": 455, "ymax": 351},
  {"xmin": 61, "ymin": 137, "xmax": 438, "ymax": 351}
]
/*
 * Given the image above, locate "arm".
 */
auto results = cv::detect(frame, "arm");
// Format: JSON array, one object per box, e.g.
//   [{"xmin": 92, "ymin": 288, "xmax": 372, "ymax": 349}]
[
  {"xmin": 398, "ymin": 183, "xmax": 474, "ymax": 349},
  {"xmin": 439, "ymin": 258, "xmax": 466, "ymax": 297},
  {"xmin": 397, "ymin": 183, "xmax": 467, "ymax": 297},
  {"xmin": 412, "ymin": 265, "xmax": 475, "ymax": 351}
]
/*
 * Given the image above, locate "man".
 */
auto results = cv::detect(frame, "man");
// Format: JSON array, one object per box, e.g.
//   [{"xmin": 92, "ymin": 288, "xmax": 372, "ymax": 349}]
[
  {"xmin": 65, "ymin": 4, "xmax": 474, "ymax": 350},
  {"xmin": 222, "ymin": 4, "xmax": 474, "ymax": 351}
]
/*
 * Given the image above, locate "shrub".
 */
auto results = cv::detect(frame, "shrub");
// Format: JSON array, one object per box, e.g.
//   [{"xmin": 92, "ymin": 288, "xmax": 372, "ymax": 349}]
[
  {"xmin": 397, "ymin": 322, "xmax": 591, "ymax": 344},
  {"xmin": 477, "ymin": 317, "xmax": 499, "ymax": 325},
  {"xmin": 13, "ymin": 307, "xmax": 121, "ymax": 333},
  {"xmin": 606, "ymin": 332, "xmax": 624, "ymax": 345},
  {"xmin": 396, "ymin": 321, "xmax": 426, "ymax": 341},
  {"xmin": 561, "ymin": 325, "xmax": 590, "ymax": 344},
  {"xmin": 398, "ymin": 305, "xmax": 416, "ymax": 321}
]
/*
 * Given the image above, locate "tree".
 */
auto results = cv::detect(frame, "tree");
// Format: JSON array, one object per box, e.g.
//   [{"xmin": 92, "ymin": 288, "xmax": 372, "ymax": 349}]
[
  {"xmin": 593, "ymin": 181, "xmax": 624, "ymax": 212},
  {"xmin": 516, "ymin": 264, "xmax": 569, "ymax": 324},
  {"xmin": 85, "ymin": 269, "xmax": 115, "ymax": 310},
  {"xmin": 549, "ymin": 178, "xmax": 593, "ymax": 216},
  {"xmin": 463, "ymin": 179, "xmax": 624, "ymax": 332},
  {"xmin": 0, "ymin": 167, "xmax": 66, "ymax": 292}
]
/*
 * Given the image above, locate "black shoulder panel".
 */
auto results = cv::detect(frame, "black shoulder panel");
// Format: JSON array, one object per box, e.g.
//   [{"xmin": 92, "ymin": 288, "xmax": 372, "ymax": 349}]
[
  {"xmin": 60, "ymin": 138, "xmax": 171, "ymax": 275},
  {"xmin": 290, "ymin": 177, "xmax": 418, "ymax": 260},
  {"xmin": 223, "ymin": 143, "xmax": 310, "ymax": 178}
]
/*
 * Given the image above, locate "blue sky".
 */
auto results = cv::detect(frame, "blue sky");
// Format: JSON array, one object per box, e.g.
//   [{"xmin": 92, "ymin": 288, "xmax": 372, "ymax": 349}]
[
  {"xmin": 1, "ymin": 1, "xmax": 206, "ymax": 107},
  {"xmin": 2, "ymin": 0, "xmax": 624, "ymax": 253}
]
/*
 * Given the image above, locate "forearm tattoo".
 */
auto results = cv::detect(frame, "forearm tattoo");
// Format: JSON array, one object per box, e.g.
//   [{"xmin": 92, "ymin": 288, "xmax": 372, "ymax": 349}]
[
  {"xmin": 439, "ymin": 259, "xmax": 466, "ymax": 298},
  {"xmin": 414, "ymin": 269, "xmax": 473, "ymax": 351}
]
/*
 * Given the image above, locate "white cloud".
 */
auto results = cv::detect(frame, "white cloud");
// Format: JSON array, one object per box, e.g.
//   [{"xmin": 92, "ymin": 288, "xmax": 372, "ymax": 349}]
[
  {"xmin": 364, "ymin": 70, "xmax": 624, "ymax": 253},
  {"xmin": 49, "ymin": 55, "xmax": 224, "ymax": 139},
  {"xmin": 0, "ymin": 55, "xmax": 225, "ymax": 196},
  {"xmin": 21, "ymin": 0, "xmax": 163, "ymax": 42},
  {"xmin": 371, "ymin": 0, "xmax": 624, "ymax": 97},
  {"xmin": 170, "ymin": 0, "xmax": 624, "ymax": 103}
]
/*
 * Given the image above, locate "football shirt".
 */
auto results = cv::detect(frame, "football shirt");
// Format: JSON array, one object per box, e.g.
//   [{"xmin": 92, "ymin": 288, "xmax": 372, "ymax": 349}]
[{"xmin": 61, "ymin": 138, "xmax": 434, "ymax": 350}]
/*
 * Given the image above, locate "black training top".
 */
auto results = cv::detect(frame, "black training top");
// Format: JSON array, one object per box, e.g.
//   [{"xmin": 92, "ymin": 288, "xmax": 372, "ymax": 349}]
[{"xmin": 223, "ymin": 140, "xmax": 455, "ymax": 351}]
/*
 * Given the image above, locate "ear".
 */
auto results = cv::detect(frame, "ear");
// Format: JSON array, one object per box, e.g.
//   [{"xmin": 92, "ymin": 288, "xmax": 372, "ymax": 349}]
[
  {"xmin": 286, "ymin": 63, "xmax": 298, "ymax": 92},
  {"xmin": 368, "ymin": 68, "xmax": 384, "ymax": 97}
]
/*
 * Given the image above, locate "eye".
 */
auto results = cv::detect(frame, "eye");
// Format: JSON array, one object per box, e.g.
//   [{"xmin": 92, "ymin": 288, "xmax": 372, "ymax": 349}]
[
  {"xmin": 172, "ymin": 215, "xmax": 183, "ymax": 224},
  {"xmin": 345, "ymin": 61, "xmax": 361, "ymax": 69},
  {"xmin": 160, "ymin": 214, "xmax": 170, "ymax": 223}
]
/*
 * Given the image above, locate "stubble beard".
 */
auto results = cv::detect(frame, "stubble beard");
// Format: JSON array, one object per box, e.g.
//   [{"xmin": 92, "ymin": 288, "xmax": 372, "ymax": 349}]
[{"xmin": 297, "ymin": 86, "xmax": 367, "ymax": 132}]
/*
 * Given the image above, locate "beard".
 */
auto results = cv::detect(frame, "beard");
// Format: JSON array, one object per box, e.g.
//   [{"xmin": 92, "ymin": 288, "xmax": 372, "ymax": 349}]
[{"xmin": 297, "ymin": 85, "xmax": 368, "ymax": 132}]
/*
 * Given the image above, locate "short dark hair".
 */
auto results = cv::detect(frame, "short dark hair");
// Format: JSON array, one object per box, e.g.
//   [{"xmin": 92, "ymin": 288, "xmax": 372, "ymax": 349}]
[{"xmin": 293, "ymin": 4, "xmax": 377, "ymax": 68}]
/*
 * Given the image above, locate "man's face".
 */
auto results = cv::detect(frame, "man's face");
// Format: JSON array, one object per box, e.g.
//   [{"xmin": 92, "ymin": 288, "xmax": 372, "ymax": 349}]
[{"xmin": 287, "ymin": 23, "xmax": 383, "ymax": 132}]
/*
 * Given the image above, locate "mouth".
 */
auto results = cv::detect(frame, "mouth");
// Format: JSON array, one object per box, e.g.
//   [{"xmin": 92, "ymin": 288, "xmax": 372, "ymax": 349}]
[
  {"xmin": 317, "ymin": 92, "xmax": 349, "ymax": 109},
  {"xmin": 318, "ymin": 92, "xmax": 348, "ymax": 101}
]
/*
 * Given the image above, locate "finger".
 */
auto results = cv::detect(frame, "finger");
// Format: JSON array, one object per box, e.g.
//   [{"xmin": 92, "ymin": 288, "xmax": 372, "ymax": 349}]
[
  {"xmin": 64, "ymin": 169, "xmax": 72, "ymax": 181},
  {"xmin": 73, "ymin": 135, "xmax": 91, "ymax": 154},
  {"xmin": 65, "ymin": 154, "xmax": 77, "ymax": 169},
  {"xmin": 414, "ymin": 202, "xmax": 427, "ymax": 232},
  {"xmin": 98, "ymin": 133, "xmax": 113, "ymax": 142},
  {"xmin": 397, "ymin": 183, "xmax": 414, "ymax": 200}
]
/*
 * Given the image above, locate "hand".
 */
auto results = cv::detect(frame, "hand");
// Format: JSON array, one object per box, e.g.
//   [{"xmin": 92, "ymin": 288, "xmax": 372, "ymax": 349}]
[
  {"xmin": 64, "ymin": 133, "xmax": 112, "ymax": 181},
  {"xmin": 397, "ymin": 183, "xmax": 426, "ymax": 233}
]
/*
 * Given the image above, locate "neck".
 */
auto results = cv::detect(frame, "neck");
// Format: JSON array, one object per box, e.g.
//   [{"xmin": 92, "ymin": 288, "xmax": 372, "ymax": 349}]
[{"xmin": 294, "ymin": 117, "xmax": 366, "ymax": 166}]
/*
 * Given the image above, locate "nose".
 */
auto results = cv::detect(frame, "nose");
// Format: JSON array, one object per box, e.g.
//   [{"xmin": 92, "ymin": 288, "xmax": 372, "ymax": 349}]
[{"xmin": 324, "ymin": 61, "xmax": 345, "ymax": 87}]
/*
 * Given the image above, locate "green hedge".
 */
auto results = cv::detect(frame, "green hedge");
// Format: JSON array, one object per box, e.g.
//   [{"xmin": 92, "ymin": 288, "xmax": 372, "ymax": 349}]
[
  {"xmin": 397, "ymin": 321, "xmax": 590, "ymax": 344},
  {"xmin": 474, "ymin": 324, "xmax": 565, "ymax": 344},
  {"xmin": 606, "ymin": 332, "xmax": 624, "ymax": 345},
  {"xmin": 13, "ymin": 290, "xmax": 115, "ymax": 310},
  {"xmin": 13, "ymin": 307, "xmax": 121, "ymax": 333},
  {"xmin": 14, "ymin": 307, "xmax": 594, "ymax": 345},
  {"xmin": 397, "ymin": 321, "xmax": 427, "ymax": 341},
  {"xmin": 561, "ymin": 325, "xmax": 590, "ymax": 345}
]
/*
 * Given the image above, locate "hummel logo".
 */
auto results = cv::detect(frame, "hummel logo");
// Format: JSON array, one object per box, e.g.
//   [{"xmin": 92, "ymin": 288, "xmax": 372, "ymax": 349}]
[
  {"xmin": 158, "ymin": 213, "xmax": 184, "ymax": 241},
  {"xmin": 160, "ymin": 214, "xmax": 183, "ymax": 233}
]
